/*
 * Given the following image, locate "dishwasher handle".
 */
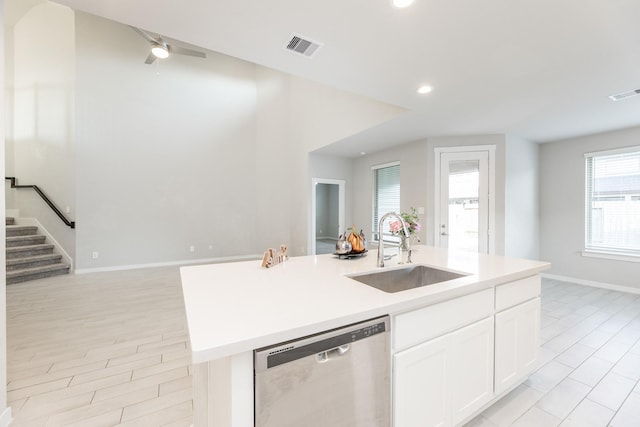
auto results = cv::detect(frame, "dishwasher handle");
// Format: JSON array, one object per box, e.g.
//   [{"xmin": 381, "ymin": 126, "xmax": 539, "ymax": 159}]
[
  {"xmin": 316, "ymin": 344, "xmax": 350, "ymax": 363},
  {"xmin": 254, "ymin": 316, "xmax": 389, "ymax": 372}
]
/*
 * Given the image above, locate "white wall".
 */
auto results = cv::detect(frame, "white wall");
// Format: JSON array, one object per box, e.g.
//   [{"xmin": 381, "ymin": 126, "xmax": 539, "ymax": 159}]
[
  {"xmin": 352, "ymin": 140, "xmax": 429, "ymax": 244},
  {"xmin": 309, "ymin": 152, "xmax": 353, "ymax": 236},
  {"xmin": 0, "ymin": 0, "xmax": 11, "ymax": 422},
  {"xmin": 505, "ymin": 136, "xmax": 540, "ymax": 259},
  {"xmin": 75, "ymin": 12, "xmax": 259, "ymax": 269},
  {"xmin": 6, "ymin": 8, "xmax": 402, "ymax": 270},
  {"xmin": 540, "ymin": 126, "xmax": 640, "ymax": 289},
  {"xmin": 7, "ymin": 2, "xmax": 76, "ymax": 258},
  {"xmin": 350, "ymin": 134, "xmax": 515, "ymax": 256}
]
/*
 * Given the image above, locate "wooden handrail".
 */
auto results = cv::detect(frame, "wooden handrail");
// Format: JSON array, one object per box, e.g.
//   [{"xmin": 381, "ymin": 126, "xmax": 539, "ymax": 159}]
[{"xmin": 5, "ymin": 177, "xmax": 75, "ymax": 229}]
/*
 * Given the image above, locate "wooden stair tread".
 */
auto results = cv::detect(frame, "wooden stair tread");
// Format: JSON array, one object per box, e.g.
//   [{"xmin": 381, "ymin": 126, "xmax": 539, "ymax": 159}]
[
  {"xmin": 6, "ymin": 263, "xmax": 69, "ymax": 277},
  {"xmin": 5, "ymin": 218, "xmax": 71, "ymax": 283},
  {"xmin": 6, "ymin": 253, "xmax": 62, "ymax": 265},
  {"xmin": 6, "ymin": 244, "xmax": 55, "ymax": 252}
]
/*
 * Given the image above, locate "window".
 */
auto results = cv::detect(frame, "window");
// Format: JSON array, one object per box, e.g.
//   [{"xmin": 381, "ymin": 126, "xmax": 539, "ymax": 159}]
[
  {"xmin": 585, "ymin": 147, "xmax": 640, "ymax": 258},
  {"xmin": 372, "ymin": 162, "xmax": 400, "ymax": 242}
]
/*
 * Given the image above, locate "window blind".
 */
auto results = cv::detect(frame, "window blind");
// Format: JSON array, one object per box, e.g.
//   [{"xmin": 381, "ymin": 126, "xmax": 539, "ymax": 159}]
[
  {"xmin": 585, "ymin": 147, "xmax": 640, "ymax": 256},
  {"xmin": 372, "ymin": 163, "xmax": 400, "ymax": 242}
]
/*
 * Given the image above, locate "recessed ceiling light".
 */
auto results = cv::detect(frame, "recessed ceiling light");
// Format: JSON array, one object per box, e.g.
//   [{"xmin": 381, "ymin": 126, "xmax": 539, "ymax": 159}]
[
  {"xmin": 392, "ymin": 0, "xmax": 415, "ymax": 8},
  {"xmin": 417, "ymin": 85, "xmax": 433, "ymax": 94}
]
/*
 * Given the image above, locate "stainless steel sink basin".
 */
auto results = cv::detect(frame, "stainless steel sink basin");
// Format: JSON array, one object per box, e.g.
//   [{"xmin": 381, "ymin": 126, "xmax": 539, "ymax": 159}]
[{"xmin": 348, "ymin": 265, "xmax": 469, "ymax": 293}]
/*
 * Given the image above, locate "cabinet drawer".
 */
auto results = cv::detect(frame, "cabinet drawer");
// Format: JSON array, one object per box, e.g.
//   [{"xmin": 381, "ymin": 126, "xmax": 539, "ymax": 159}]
[
  {"xmin": 393, "ymin": 288, "xmax": 494, "ymax": 351},
  {"xmin": 495, "ymin": 276, "xmax": 541, "ymax": 312}
]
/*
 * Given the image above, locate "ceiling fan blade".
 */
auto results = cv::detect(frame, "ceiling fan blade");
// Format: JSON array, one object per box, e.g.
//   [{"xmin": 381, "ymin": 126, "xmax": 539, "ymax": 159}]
[
  {"xmin": 169, "ymin": 45, "xmax": 206, "ymax": 59},
  {"xmin": 129, "ymin": 25, "xmax": 159, "ymax": 44},
  {"xmin": 144, "ymin": 52, "xmax": 157, "ymax": 64}
]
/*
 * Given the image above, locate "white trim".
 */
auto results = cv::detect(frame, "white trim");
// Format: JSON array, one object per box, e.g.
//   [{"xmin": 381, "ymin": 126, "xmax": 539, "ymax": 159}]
[
  {"xmin": 541, "ymin": 273, "xmax": 640, "ymax": 295},
  {"xmin": 433, "ymin": 145, "xmax": 496, "ymax": 254},
  {"xmin": 0, "ymin": 407, "xmax": 12, "ymax": 427},
  {"xmin": 584, "ymin": 144, "xmax": 640, "ymax": 158},
  {"xmin": 14, "ymin": 217, "xmax": 73, "ymax": 270},
  {"xmin": 75, "ymin": 254, "xmax": 262, "ymax": 274},
  {"xmin": 309, "ymin": 178, "xmax": 346, "ymax": 256},
  {"xmin": 581, "ymin": 250, "xmax": 640, "ymax": 263},
  {"xmin": 434, "ymin": 145, "xmax": 497, "ymax": 154},
  {"xmin": 371, "ymin": 160, "xmax": 400, "ymax": 171}
]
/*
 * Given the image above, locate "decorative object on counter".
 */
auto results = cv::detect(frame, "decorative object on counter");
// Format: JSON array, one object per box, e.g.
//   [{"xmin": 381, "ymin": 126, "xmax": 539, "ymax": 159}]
[
  {"xmin": 261, "ymin": 244, "xmax": 289, "ymax": 268},
  {"xmin": 389, "ymin": 207, "xmax": 421, "ymax": 264},
  {"xmin": 334, "ymin": 227, "xmax": 368, "ymax": 259},
  {"xmin": 347, "ymin": 226, "xmax": 366, "ymax": 253},
  {"xmin": 335, "ymin": 234, "xmax": 353, "ymax": 255}
]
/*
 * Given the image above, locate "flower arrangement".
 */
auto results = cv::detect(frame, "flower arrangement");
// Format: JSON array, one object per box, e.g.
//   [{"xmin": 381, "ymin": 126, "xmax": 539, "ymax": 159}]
[{"xmin": 389, "ymin": 207, "xmax": 422, "ymax": 241}]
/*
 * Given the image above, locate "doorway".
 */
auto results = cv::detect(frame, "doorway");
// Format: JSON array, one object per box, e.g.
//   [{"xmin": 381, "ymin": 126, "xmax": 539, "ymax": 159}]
[
  {"xmin": 310, "ymin": 178, "xmax": 345, "ymax": 255},
  {"xmin": 434, "ymin": 146, "xmax": 495, "ymax": 254}
]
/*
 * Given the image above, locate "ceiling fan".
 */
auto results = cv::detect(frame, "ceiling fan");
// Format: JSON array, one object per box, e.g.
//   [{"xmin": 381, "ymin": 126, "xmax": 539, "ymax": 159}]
[{"xmin": 130, "ymin": 26, "xmax": 206, "ymax": 64}]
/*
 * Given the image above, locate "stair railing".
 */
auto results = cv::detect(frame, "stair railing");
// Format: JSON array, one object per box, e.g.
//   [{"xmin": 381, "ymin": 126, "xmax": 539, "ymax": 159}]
[{"xmin": 5, "ymin": 177, "xmax": 76, "ymax": 229}]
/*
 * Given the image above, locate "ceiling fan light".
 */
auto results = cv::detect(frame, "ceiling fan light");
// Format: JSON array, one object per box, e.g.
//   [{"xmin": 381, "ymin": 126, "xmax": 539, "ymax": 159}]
[{"xmin": 151, "ymin": 43, "xmax": 169, "ymax": 59}]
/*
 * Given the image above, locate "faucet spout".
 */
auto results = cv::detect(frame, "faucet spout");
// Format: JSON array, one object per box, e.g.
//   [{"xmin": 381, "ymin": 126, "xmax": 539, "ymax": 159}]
[{"xmin": 377, "ymin": 212, "xmax": 411, "ymax": 268}]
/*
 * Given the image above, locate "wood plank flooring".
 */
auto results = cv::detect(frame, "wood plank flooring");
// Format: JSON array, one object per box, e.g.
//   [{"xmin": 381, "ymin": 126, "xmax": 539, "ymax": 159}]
[
  {"xmin": 7, "ymin": 267, "xmax": 193, "ymax": 426},
  {"xmin": 7, "ymin": 267, "xmax": 640, "ymax": 426}
]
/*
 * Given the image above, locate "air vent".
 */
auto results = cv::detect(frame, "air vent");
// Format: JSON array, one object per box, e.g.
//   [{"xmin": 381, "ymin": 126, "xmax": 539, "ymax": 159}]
[
  {"xmin": 609, "ymin": 88, "xmax": 640, "ymax": 101},
  {"xmin": 285, "ymin": 34, "xmax": 323, "ymax": 58}
]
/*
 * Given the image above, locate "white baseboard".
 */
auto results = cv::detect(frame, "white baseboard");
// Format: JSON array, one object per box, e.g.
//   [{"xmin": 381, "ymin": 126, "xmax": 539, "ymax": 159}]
[
  {"xmin": 75, "ymin": 254, "xmax": 262, "ymax": 275},
  {"xmin": 15, "ymin": 217, "xmax": 73, "ymax": 270},
  {"xmin": 0, "ymin": 407, "xmax": 12, "ymax": 427},
  {"xmin": 541, "ymin": 273, "xmax": 640, "ymax": 295}
]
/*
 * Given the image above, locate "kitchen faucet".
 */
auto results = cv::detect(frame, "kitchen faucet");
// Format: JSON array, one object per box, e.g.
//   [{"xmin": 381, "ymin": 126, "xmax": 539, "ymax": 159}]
[{"xmin": 377, "ymin": 212, "xmax": 411, "ymax": 268}]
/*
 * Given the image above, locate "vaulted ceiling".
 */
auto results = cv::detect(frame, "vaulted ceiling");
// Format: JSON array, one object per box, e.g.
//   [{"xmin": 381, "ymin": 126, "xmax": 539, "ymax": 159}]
[{"xmin": 52, "ymin": 0, "xmax": 640, "ymax": 156}]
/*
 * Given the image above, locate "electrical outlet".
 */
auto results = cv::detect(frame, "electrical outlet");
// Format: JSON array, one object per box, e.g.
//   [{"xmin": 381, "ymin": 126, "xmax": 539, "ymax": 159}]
[
  {"xmin": 65, "ymin": 206, "xmax": 71, "ymax": 213},
  {"xmin": 92, "ymin": 251, "xmax": 99, "ymax": 259},
  {"xmin": 189, "ymin": 245, "xmax": 195, "ymax": 253}
]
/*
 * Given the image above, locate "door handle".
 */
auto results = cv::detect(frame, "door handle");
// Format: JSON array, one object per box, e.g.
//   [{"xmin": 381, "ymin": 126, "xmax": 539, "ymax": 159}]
[{"xmin": 441, "ymin": 232, "xmax": 449, "ymax": 236}]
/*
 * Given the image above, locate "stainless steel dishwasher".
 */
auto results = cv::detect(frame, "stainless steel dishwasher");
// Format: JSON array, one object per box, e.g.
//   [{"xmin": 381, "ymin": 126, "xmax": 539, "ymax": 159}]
[{"xmin": 254, "ymin": 316, "xmax": 390, "ymax": 427}]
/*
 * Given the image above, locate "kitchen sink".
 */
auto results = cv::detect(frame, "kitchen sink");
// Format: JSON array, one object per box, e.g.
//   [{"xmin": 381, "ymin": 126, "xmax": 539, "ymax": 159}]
[{"xmin": 348, "ymin": 264, "xmax": 469, "ymax": 293}]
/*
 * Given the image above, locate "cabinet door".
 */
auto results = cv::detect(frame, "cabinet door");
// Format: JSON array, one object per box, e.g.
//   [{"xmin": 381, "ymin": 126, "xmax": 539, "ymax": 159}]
[
  {"xmin": 450, "ymin": 317, "xmax": 495, "ymax": 425},
  {"xmin": 494, "ymin": 298, "xmax": 540, "ymax": 395},
  {"xmin": 394, "ymin": 333, "xmax": 451, "ymax": 427}
]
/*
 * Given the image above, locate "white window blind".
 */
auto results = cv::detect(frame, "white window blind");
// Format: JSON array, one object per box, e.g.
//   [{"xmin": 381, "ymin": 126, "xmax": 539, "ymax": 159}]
[
  {"xmin": 585, "ymin": 147, "xmax": 640, "ymax": 257},
  {"xmin": 372, "ymin": 163, "xmax": 400, "ymax": 242}
]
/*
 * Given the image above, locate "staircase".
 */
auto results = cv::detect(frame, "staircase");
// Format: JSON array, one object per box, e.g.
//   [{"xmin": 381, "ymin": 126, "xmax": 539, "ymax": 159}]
[{"xmin": 5, "ymin": 217, "xmax": 70, "ymax": 284}]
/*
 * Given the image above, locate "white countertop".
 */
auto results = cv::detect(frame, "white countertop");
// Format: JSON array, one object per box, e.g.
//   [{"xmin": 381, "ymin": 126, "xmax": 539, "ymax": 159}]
[{"xmin": 180, "ymin": 246, "xmax": 549, "ymax": 363}]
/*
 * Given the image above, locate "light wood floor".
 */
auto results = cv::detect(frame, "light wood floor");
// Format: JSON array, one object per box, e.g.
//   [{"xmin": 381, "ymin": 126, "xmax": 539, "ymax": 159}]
[
  {"xmin": 7, "ymin": 267, "xmax": 193, "ymax": 427},
  {"xmin": 6, "ymin": 267, "xmax": 640, "ymax": 426}
]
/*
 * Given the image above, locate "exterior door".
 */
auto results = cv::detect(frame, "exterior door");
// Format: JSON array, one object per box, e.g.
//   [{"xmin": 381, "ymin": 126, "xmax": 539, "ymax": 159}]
[{"xmin": 435, "ymin": 147, "xmax": 493, "ymax": 254}]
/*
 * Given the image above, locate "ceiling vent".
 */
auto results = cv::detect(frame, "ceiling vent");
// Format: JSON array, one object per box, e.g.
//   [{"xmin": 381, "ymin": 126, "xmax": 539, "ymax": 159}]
[
  {"xmin": 609, "ymin": 88, "xmax": 640, "ymax": 101},
  {"xmin": 285, "ymin": 34, "xmax": 323, "ymax": 58}
]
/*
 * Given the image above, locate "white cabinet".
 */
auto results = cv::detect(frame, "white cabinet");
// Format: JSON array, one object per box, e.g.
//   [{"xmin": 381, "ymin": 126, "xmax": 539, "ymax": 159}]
[
  {"xmin": 450, "ymin": 317, "xmax": 495, "ymax": 424},
  {"xmin": 394, "ymin": 317, "xmax": 494, "ymax": 427},
  {"xmin": 494, "ymin": 297, "xmax": 540, "ymax": 395}
]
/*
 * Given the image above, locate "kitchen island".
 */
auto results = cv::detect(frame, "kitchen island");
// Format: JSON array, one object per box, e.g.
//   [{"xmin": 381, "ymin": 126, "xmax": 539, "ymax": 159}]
[{"xmin": 180, "ymin": 245, "xmax": 549, "ymax": 427}]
